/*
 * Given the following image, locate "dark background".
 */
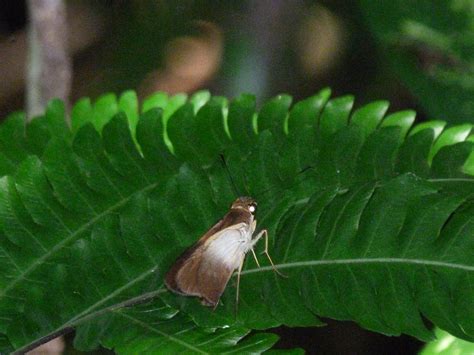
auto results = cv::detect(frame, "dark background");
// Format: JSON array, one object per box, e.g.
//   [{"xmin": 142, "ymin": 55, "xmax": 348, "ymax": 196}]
[
  {"xmin": 2, "ymin": 0, "xmax": 472, "ymax": 353},
  {"xmin": 5, "ymin": 0, "xmax": 473, "ymax": 123}
]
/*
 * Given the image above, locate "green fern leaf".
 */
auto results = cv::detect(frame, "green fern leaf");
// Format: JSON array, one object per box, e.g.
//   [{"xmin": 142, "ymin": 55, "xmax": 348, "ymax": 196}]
[
  {"xmin": 421, "ymin": 328, "xmax": 474, "ymax": 355},
  {"xmin": 0, "ymin": 99, "xmax": 69, "ymax": 177},
  {"xmin": 73, "ymin": 299, "xmax": 278, "ymax": 354},
  {"xmin": 1, "ymin": 89, "xmax": 474, "ymax": 353}
]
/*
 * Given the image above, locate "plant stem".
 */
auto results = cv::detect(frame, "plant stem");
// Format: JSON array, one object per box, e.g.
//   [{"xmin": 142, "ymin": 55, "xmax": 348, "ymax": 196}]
[{"xmin": 27, "ymin": 0, "xmax": 71, "ymax": 120}]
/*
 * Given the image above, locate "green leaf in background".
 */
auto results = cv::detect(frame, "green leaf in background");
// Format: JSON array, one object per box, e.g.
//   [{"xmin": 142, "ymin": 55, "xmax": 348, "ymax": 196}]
[
  {"xmin": 74, "ymin": 299, "xmax": 278, "ymax": 354},
  {"xmin": 360, "ymin": 0, "xmax": 474, "ymax": 124},
  {"xmin": 0, "ymin": 112, "xmax": 29, "ymax": 177},
  {"xmin": 0, "ymin": 99, "xmax": 69, "ymax": 177},
  {"xmin": 1, "ymin": 89, "xmax": 474, "ymax": 353},
  {"xmin": 421, "ymin": 328, "xmax": 474, "ymax": 355}
]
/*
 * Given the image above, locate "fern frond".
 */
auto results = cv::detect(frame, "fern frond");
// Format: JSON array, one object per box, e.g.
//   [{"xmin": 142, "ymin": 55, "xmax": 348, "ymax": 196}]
[{"xmin": 1, "ymin": 89, "xmax": 474, "ymax": 353}]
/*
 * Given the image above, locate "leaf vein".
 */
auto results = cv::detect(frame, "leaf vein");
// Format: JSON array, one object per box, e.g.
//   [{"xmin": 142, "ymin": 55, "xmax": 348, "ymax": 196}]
[
  {"xmin": 0, "ymin": 182, "xmax": 158, "ymax": 299},
  {"xmin": 240, "ymin": 258, "xmax": 474, "ymax": 275},
  {"xmin": 116, "ymin": 312, "xmax": 208, "ymax": 354}
]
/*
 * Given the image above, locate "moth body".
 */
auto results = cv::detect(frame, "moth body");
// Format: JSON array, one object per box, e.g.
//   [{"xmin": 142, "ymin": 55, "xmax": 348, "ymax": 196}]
[{"xmin": 165, "ymin": 196, "xmax": 258, "ymax": 307}]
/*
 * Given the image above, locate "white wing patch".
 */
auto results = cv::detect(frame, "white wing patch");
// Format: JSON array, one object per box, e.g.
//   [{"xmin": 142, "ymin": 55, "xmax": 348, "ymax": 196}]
[{"xmin": 203, "ymin": 223, "xmax": 253, "ymax": 270}]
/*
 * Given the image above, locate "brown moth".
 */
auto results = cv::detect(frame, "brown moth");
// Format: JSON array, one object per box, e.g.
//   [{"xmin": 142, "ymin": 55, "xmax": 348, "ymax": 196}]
[{"xmin": 165, "ymin": 196, "xmax": 282, "ymax": 308}]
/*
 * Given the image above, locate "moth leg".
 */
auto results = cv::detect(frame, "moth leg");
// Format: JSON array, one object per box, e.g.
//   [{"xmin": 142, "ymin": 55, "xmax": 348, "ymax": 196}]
[
  {"xmin": 235, "ymin": 256, "xmax": 245, "ymax": 314},
  {"xmin": 250, "ymin": 247, "xmax": 261, "ymax": 267},
  {"xmin": 252, "ymin": 229, "xmax": 287, "ymax": 278}
]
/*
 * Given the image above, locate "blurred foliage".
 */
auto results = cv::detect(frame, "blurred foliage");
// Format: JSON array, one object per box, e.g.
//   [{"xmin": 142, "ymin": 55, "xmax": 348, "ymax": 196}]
[
  {"xmin": 360, "ymin": 0, "xmax": 474, "ymax": 124},
  {"xmin": 9, "ymin": 0, "xmax": 474, "ymax": 123},
  {"xmin": 91, "ymin": 1, "xmax": 188, "ymax": 93},
  {"xmin": 421, "ymin": 328, "xmax": 474, "ymax": 354},
  {"xmin": 83, "ymin": 0, "xmax": 474, "ymax": 124}
]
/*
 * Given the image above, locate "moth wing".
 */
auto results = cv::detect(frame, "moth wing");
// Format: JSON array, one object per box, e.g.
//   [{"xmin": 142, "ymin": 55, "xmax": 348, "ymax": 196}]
[{"xmin": 166, "ymin": 224, "xmax": 247, "ymax": 307}]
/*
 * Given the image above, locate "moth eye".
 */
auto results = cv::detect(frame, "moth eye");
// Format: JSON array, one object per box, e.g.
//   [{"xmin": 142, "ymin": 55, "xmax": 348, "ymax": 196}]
[{"xmin": 249, "ymin": 205, "xmax": 256, "ymax": 213}]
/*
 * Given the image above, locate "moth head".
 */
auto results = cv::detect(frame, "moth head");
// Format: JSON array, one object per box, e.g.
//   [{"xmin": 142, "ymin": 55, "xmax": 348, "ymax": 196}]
[{"xmin": 232, "ymin": 196, "xmax": 257, "ymax": 215}]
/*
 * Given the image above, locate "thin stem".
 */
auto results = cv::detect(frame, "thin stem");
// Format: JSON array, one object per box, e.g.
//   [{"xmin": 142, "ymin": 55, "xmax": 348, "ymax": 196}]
[{"xmin": 27, "ymin": 0, "xmax": 71, "ymax": 120}]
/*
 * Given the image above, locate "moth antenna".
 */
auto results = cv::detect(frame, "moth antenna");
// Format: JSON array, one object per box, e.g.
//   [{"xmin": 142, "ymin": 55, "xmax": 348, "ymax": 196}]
[{"xmin": 220, "ymin": 154, "xmax": 241, "ymax": 197}]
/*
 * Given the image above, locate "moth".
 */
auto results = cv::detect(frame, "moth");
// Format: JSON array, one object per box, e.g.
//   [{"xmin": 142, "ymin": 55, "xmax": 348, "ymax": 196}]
[{"xmin": 165, "ymin": 196, "xmax": 283, "ymax": 308}]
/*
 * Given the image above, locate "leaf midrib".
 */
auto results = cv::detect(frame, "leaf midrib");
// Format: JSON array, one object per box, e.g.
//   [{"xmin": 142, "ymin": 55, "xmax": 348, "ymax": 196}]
[
  {"xmin": 0, "ymin": 182, "xmax": 159, "ymax": 299},
  {"xmin": 11, "ymin": 177, "xmax": 474, "ymax": 352},
  {"xmin": 116, "ymin": 312, "xmax": 208, "ymax": 355},
  {"xmin": 16, "ymin": 255, "xmax": 474, "ymax": 353},
  {"xmin": 3, "ymin": 177, "xmax": 463, "ymax": 300},
  {"xmin": 13, "ymin": 288, "xmax": 169, "ymax": 354},
  {"xmin": 240, "ymin": 257, "xmax": 474, "ymax": 275},
  {"xmin": 65, "ymin": 266, "xmax": 160, "ymax": 326}
]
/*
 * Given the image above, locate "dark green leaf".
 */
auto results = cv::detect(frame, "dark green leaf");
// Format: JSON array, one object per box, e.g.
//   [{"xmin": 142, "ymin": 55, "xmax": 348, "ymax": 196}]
[
  {"xmin": 360, "ymin": 0, "xmax": 474, "ymax": 124},
  {"xmin": 1, "ymin": 89, "xmax": 474, "ymax": 353},
  {"xmin": 257, "ymin": 95, "xmax": 292, "ymax": 142}
]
